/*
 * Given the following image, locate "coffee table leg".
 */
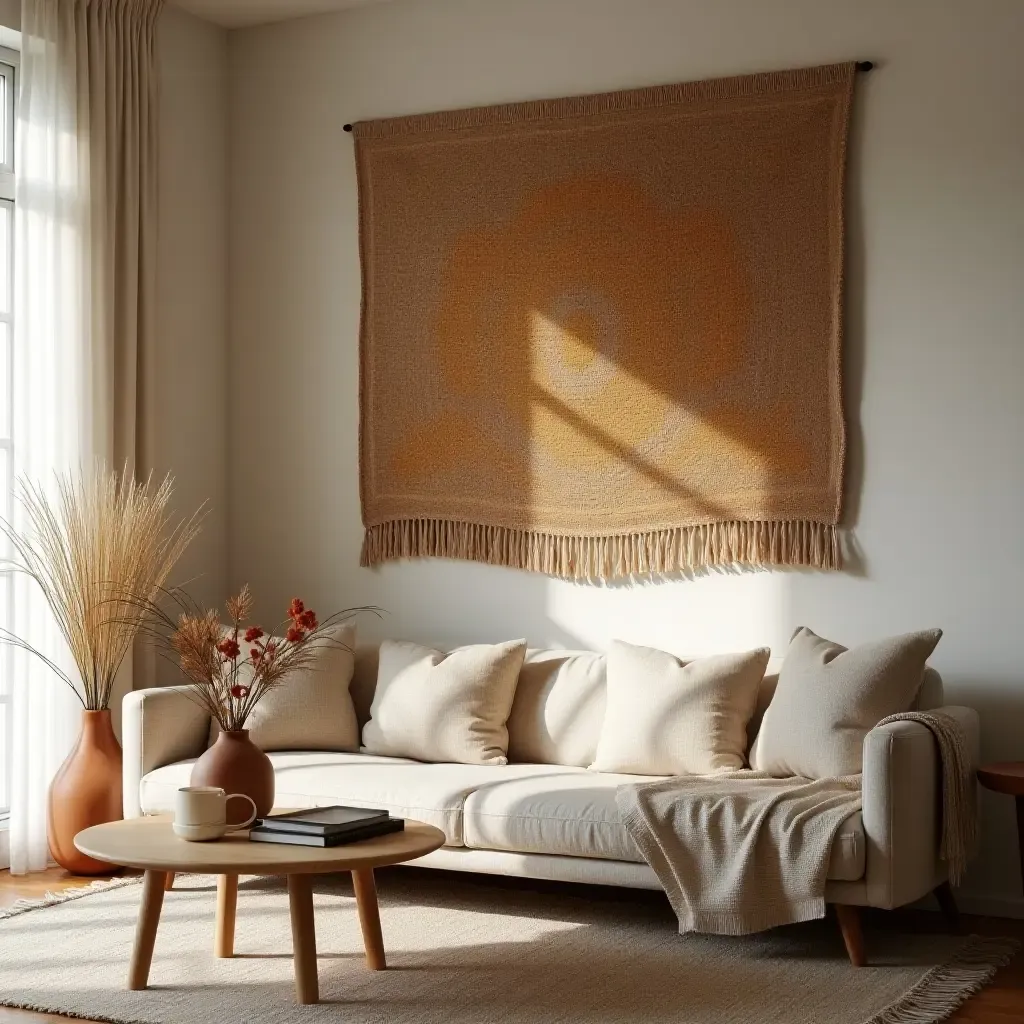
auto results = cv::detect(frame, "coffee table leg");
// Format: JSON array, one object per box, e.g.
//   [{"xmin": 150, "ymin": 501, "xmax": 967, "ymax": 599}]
[
  {"xmin": 128, "ymin": 870, "xmax": 167, "ymax": 990},
  {"xmin": 216, "ymin": 874, "xmax": 238, "ymax": 957},
  {"xmin": 352, "ymin": 868, "xmax": 386, "ymax": 971},
  {"xmin": 287, "ymin": 875, "xmax": 319, "ymax": 1004},
  {"xmin": 164, "ymin": 873, "xmax": 175, "ymax": 892}
]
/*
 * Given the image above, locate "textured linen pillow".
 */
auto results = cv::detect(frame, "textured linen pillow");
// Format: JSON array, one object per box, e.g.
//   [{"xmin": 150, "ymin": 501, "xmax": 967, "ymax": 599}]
[
  {"xmin": 749, "ymin": 627, "xmax": 943, "ymax": 779},
  {"xmin": 361, "ymin": 639, "xmax": 527, "ymax": 765},
  {"xmin": 506, "ymin": 650, "xmax": 607, "ymax": 768},
  {"xmin": 590, "ymin": 641, "xmax": 771, "ymax": 776},
  {"xmin": 208, "ymin": 624, "xmax": 358, "ymax": 752}
]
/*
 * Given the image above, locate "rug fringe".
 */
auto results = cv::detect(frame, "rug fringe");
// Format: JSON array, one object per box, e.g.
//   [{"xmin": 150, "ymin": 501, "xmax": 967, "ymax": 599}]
[
  {"xmin": 0, "ymin": 875, "xmax": 139, "ymax": 921},
  {"xmin": 361, "ymin": 519, "xmax": 841, "ymax": 581},
  {"xmin": 863, "ymin": 935, "xmax": 1020, "ymax": 1024}
]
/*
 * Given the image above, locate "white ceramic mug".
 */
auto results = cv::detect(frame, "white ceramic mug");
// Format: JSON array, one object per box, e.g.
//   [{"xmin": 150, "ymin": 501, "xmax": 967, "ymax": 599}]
[{"xmin": 173, "ymin": 786, "xmax": 257, "ymax": 842}]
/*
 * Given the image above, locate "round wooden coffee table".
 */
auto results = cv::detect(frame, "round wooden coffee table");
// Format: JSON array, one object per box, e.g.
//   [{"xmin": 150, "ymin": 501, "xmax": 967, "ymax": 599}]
[{"xmin": 75, "ymin": 815, "xmax": 445, "ymax": 1004}]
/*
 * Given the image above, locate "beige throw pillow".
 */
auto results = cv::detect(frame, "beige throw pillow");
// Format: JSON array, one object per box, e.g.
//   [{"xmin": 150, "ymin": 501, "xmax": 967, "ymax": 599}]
[
  {"xmin": 506, "ymin": 650, "xmax": 607, "ymax": 768},
  {"xmin": 590, "ymin": 641, "xmax": 771, "ymax": 776},
  {"xmin": 209, "ymin": 624, "xmax": 358, "ymax": 752},
  {"xmin": 750, "ymin": 627, "xmax": 942, "ymax": 779},
  {"xmin": 361, "ymin": 639, "xmax": 527, "ymax": 765}
]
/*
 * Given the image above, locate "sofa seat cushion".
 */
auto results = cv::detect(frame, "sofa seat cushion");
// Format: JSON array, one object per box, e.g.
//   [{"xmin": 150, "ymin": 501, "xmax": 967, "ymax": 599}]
[
  {"xmin": 138, "ymin": 752, "xmax": 585, "ymax": 847},
  {"xmin": 463, "ymin": 771, "xmax": 652, "ymax": 863},
  {"xmin": 462, "ymin": 773, "xmax": 867, "ymax": 881}
]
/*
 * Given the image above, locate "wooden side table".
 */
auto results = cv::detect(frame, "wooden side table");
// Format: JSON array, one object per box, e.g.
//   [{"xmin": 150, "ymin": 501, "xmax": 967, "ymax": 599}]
[{"xmin": 977, "ymin": 762, "xmax": 1024, "ymax": 893}]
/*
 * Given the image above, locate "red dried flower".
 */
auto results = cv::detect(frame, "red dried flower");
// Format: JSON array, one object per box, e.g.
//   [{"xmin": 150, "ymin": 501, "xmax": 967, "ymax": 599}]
[
  {"xmin": 217, "ymin": 638, "xmax": 241, "ymax": 660},
  {"xmin": 230, "ymin": 684, "xmax": 249, "ymax": 699},
  {"xmin": 244, "ymin": 626, "xmax": 264, "ymax": 643},
  {"xmin": 299, "ymin": 609, "xmax": 318, "ymax": 630},
  {"xmin": 288, "ymin": 598, "xmax": 305, "ymax": 619},
  {"xmin": 286, "ymin": 626, "xmax": 306, "ymax": 643},
  {"xmin": 250, "ymin": 648, "xmax": 261, "ymax": 664},
  {"xmin": 265, "ymin": 642, "xmax": 278, "ymax": 659}
]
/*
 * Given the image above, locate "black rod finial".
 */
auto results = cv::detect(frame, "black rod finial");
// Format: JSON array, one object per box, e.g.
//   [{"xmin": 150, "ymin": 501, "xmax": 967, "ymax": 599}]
[
  {"xmin": 855, "ymin": 60, "xmax": 874, "ymax": 72},
  {"xmin": 343, "ymin": 123, "xmax": 353, "ymax": 132}
]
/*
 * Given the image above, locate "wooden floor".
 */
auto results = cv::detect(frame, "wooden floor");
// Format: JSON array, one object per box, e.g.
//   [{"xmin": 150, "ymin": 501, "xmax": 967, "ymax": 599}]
[{"xmin": 2, "ymin": 868, "xmax": 1024, "ymax": 1023}]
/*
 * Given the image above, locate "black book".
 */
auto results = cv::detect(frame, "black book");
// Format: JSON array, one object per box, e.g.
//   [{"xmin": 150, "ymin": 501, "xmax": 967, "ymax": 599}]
[
  {"xmin": 254, "ymin": 805, "xmax": 389, "ymax": 837},
  {"xmin": 249, "ymin": 817, "xmax": 404, "ymax": 848}
]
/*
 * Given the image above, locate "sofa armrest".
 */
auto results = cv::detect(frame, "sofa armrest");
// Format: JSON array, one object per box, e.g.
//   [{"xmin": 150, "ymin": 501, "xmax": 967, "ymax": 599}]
[
  {"xmin": 122, "ymin": 686, "xmax": 210, "ymax": 818},
  {"xmin": 861, "ymin": 705, "xmax": 979, "ymax": 909}
]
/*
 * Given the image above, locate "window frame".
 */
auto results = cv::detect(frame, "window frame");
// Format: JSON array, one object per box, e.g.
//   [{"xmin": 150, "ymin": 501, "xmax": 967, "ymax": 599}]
[{"xmin": 0, "ymin": 43, "xmax": 17, "ymax": 824}]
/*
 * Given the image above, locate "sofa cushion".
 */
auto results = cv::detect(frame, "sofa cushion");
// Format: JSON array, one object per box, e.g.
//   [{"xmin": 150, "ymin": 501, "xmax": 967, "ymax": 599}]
[
  {"xmin": 463, "ymin": 770, "xmax": 649, "ymax": 862},
  {"xmin": 747, "ymin": 662, "xmax": 944, "ymax": 752},
  {"xmin": 462, "ymin": 772, "xmax": 866, "ymax": 880},
  {"xmin": 506, "ymin": 650, "xmax": 607, "ymax": 768},
  {"xmin": 592, "ymin": 642, "xmax": 770, "ymax": 776},
  {"xmin": 750, "ymin": 627, "xmax": 942, "ymax": 778},
  {"xmin": 361, "ymin": 639, "xmax": 527, "ymax": 765},
  {"xmin": 138, "ymin": 752, "xmax": 582, "ymax": 847},
  {"xmin": 208, "ymin": 624, "xmax": 358, "ymax": 753}
]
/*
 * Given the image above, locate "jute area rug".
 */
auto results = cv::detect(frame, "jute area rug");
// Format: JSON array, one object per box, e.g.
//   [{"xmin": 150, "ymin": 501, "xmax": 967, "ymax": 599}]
[{"xmin": 0, "ymin": 869, "xmax": 1016, "ymax": 1024}]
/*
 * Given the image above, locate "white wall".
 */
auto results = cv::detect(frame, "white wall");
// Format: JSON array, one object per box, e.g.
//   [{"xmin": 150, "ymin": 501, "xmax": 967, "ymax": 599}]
[
  {"xmin": 154, "ymin": 5, "xmax": 229, "ymax": 679},
  {"xmin": 227, "ymin": 0, "xmax": 1024, "ymax": 910}
]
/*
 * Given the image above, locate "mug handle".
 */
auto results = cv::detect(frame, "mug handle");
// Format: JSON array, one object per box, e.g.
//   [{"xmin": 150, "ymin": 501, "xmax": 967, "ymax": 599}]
[{"xmin": 224, "ymin": 794, "xmax": 258, "ymax": 831}]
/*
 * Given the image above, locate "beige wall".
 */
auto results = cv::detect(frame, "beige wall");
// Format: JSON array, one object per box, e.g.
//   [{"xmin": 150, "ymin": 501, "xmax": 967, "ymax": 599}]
[
  {"xmin": 226, "ymin": 0, "xmax": 1024, "ymax": 911},
  {"xmin": 154, "ymin": 4, "xmax": 229, "ymax": 680}
]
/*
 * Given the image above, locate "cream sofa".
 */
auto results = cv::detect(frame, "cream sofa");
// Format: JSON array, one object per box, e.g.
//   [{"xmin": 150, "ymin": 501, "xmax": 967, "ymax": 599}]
[{"xmin": 123, "ymin": 645, "xmax": 978, "ymax": 957}]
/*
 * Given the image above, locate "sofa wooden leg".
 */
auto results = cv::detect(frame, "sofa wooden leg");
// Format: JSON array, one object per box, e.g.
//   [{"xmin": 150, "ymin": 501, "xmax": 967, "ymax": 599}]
[
  {"xmin": 834, "ymin": 904, "xmax": 866, "ymax": 966},
  {"xmin": 934, "ymin": 881, "xmax": 963, "ymax": 933}
]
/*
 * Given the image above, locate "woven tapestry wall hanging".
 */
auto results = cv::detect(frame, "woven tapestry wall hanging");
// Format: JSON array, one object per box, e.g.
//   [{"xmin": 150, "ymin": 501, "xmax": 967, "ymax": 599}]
[{"xmin": 354, "ymin": 62, "xmax": 854, "ymax": 580}]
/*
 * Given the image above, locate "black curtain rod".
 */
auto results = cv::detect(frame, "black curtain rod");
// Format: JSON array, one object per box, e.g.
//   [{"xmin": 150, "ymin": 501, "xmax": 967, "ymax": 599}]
[{"xmin": 342, "ymin": 62, "xmax": 874, "ymax": 132}]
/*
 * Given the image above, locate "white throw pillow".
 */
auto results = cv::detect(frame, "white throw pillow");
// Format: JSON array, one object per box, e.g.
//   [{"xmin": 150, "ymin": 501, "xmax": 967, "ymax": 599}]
[
  {"xmin": 749, "ymin": 627, "xmax": 942, "ymax": 779},
  {"xmin": 209, "ymin": 624, "xmax": 358, "ymax": 752},
  {"xmin": 361, "ymin": 639, "xmax": 527, "ymax": 765},
  {"xmin": 506, "ymin": 650, "xmax": 607, "ymax": 767},
  {"xmin": 590, "ymin": 641, "xmax": 771, "ymax": 776}
]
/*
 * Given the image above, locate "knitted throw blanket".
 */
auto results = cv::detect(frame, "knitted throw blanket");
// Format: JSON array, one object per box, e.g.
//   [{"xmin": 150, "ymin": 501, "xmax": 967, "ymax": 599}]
[
  {"xmin": 354, "ymin": 63, "xmax": 856, "ymax": 581},
  {"xmin": 617, "ymin": 711, "xmax": 976, "ymax": 935}
]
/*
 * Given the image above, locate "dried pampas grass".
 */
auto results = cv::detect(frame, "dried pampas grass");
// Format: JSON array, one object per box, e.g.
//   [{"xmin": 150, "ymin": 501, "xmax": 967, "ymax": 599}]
[{"xmin": 0, "ymin": 465, "xmax": 205, "ymax": 710}]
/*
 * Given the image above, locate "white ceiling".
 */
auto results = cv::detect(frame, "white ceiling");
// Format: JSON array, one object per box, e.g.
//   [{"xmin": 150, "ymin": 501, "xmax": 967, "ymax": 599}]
[{"xmin": 171, "ymin": 0, "xmax": 393, "ymax": 29}]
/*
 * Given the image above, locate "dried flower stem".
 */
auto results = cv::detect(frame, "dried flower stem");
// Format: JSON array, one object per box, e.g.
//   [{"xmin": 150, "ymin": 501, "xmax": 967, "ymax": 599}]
[{"xmin": 138, "ymin": 587, "xmax": 378, "ymax": 732}]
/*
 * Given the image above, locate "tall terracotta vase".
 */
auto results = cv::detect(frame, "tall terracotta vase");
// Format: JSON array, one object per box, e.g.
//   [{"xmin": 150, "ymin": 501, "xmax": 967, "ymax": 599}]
[
  {"xmin": 48, "ymin": 709, "xmax": 124, "ymax": 875},
  {"xmin": 191, "ymin": 729, "xmax": 274, "ymax": 824}
]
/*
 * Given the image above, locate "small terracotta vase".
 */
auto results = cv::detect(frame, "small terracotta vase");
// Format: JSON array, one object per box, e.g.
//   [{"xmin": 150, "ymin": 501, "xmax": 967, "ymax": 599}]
[
  {"xmin": 190, "ymin": 729, "xmax": 275, "ymax": 823},
  {"xmin": 48, "ymin": 709, "xmax": 124, "ymax": 875}
]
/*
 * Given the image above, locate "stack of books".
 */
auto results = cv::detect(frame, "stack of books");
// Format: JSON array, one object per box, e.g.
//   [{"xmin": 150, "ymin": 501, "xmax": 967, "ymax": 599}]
[{"xmin": 249, "ymin": 806, "xmax": 404, "ymax": 847}]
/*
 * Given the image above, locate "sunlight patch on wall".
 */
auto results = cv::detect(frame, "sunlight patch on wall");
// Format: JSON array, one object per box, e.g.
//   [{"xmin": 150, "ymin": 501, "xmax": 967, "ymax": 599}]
[{"xmin": 543, "ymin": 571, "xmax": 792, "ymax": 656}]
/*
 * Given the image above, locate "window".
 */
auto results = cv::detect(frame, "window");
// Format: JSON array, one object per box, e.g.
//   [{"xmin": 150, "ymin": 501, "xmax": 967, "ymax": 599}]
[{"xmin": 0, "ymin": 47, "xmax": 16, "ymax": 822}]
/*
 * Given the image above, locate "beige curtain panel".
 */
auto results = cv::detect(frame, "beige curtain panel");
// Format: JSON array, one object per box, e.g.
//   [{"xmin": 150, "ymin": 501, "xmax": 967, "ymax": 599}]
[
  {"xmin": 9, "ymin": 0, "xmax": 164, "ymax": 873},
  {"xmin": 354, "ymin": 63, "xmax": 855, "ymax": 580},
  {"xmin": 20, "ymin": 0, "xmax": 164, "ymax": 475}
]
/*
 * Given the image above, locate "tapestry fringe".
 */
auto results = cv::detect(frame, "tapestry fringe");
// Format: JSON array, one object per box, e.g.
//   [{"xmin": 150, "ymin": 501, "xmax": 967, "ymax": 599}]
[{"xmin": 361, "ymin": 519, "xmax": 841, "ymax": 581}]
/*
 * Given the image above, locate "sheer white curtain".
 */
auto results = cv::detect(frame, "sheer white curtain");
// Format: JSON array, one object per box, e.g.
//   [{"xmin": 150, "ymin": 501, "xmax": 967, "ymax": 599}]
[{"xmin": 8, "ymin": 0, "xmax": 163, "ymax": 873}]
